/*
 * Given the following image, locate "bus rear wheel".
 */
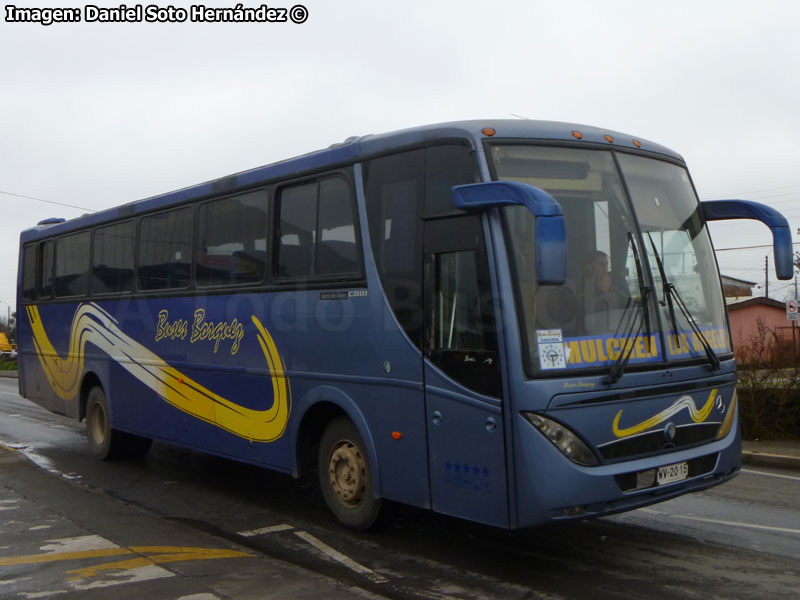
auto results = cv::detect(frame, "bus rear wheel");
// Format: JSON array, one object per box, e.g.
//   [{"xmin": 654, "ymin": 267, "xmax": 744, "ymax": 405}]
[
  {"xmin": 318, "ymin": 417, "xmax": 383, "ymax": 530},
  {"xmin": 85, "ymin": 386, "xmax": 152, "ymax": 460}
]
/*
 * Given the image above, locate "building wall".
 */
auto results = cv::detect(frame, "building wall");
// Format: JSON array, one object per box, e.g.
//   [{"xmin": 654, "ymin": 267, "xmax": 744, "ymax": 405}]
[{"xmin": 728, "ymin": 304, "xmax": 798, "ymax": 361}]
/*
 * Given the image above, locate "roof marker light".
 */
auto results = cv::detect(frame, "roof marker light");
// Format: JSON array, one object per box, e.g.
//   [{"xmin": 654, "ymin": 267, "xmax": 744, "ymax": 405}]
[
  {"xmin": 392, "ymin": 431, "xmax": 403, "ymax": 440},
  {"xmin": 604, "ymin": 135, "xmax": 614, "ymax": 143},
  {"xmin": 571, "ymin": 131, "xmax": 583, "ymax": 140},
  {"xmin": 482, "ymin": 127, "xmax": 496, "ymax": 137},
  {"xmin": 633, "ymin": 139, "xmax": 642, "ymax": 148}
]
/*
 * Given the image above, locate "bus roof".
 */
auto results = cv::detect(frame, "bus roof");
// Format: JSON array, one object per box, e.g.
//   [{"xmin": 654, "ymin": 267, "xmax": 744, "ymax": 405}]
[{"xmin": 20, "ymin": 119, "xmax": 682, "ymax": 242}]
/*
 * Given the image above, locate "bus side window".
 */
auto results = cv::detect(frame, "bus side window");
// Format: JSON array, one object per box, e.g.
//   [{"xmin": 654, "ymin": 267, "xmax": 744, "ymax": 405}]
[
  {"xmin": 92, "ymin": 221, "xmax": 135, "ymax": 294},
  {"xmin": 39, "ymin": 240, "xmax": 54, "ymax": 299},
  {"xmin": 317, "ymin": 178, "xmax": 360, "ymax": 276},
  {"xmin": 365, "ymin": 150, "xmax": 426, "ymax": 348},
  {"xmin": 424, "ymin": 144, "xmax": 480, "ymax": 216},
  {"xmin": 428, "ymin": 248, "xmax": 500, "ymax": 398},
  {"xmin": 277, "ymin": 182, "xmax": 317, "ymax": 278},
  {"xmin": 55, "ymin": 231, "xmax": 91, "ymax": 298},
  {"xmin": 197, "ymin": 191, "xmax": 268, "ymax": 287},
  {"xmin": 138, "ymin": 207, "xmax": 193, "ymax": 291},
  {"xmin": 22, "ymin": 244, "xmax": 37, "ymax": 302},
  {"xmin": 276, "ymin": 176, "xmax": 361, "ymax": 280}
]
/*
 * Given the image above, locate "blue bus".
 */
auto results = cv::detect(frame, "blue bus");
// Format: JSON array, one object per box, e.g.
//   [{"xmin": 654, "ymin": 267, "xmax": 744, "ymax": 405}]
[{"xmin": 17, "ymin": 120, "xmax": 794, "ymax": 530}]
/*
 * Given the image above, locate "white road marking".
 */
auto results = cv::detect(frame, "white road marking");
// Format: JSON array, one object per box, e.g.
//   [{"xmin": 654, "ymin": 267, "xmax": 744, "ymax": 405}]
[
  {"xmin": 0, "ymin": 577, "xmax": 33, "ymax": 586},
  {"xmin": 70, "ymin": 564, "xmax": 173, "ymax": 591},
  {"xmin": 742, "ymin": 468, "xmax": 800, "ymax": 482},
  {"xmin": 672, "ymin": 514, "xmax": 800, "ymax": 535},
  {"xmin": 237, "ymin": 524, "xmax": 294, "ymax": 537},
  {"xmin": 39, "ymin": 535, "xmax": 119, "ymax": 554},
  {"xmin": 294, "ymin": 531, "xmax": 388, "ymax": 584}
]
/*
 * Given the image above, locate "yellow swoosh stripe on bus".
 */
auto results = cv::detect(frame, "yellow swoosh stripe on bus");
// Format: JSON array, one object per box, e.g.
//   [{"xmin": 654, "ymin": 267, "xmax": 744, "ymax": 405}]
[
  {"xmin": 26, "ymin": 303, "xmax": 291, "ymax": 443},
  {"xmin": 612, "ymin": 389, "xmax": 716, "ymax": 438}
]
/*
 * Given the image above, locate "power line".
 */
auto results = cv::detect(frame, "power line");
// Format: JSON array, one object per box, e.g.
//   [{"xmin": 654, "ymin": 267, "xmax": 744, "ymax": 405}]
[
  {"xmin": 0, "ymin": 189, "xmax": 93, "ymax": 212},
  {"xmin": 706, "ymin": 184, "xmax": 800, "ymax": 199},
  {"xmin": 716, "ymin": 241, "xmax": 800, "ymax": 252}
]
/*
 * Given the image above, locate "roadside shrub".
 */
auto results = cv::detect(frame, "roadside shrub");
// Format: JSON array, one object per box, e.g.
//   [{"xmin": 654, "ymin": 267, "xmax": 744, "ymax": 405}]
[{"xmin": 736, "ymin": 319, "xmax": 800, "ymax": 440}]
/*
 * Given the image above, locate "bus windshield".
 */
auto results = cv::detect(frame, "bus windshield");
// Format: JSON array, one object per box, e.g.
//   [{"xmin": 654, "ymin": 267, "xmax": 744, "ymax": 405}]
[{"xmin": 493, "ymin": 145, "xmax": 731, "ymax": 376}]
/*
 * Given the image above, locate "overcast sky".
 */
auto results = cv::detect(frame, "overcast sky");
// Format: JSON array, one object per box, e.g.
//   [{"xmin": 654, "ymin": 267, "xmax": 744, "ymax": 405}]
[{"xmin": 2, "ymin": 0, "xmax": 799, "ymax": 322}]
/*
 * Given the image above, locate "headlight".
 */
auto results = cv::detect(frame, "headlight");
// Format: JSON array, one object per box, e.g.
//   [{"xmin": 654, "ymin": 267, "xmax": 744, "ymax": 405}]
[
  {"xmin": 716, "ymin": 390, "xmax": 737, "ymax": 440},
  {"xmin": 522, "ymin": 412, "xmax": 599, "ymax": 466}
]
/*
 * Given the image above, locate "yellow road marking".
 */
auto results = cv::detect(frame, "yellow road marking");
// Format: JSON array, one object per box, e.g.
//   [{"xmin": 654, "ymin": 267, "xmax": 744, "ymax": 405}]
[
  {"xmin": 0, "ymin": 545, "xmax": 252, "ymax": 580},
  {"xmin": 0, "ymin": 547, "xmax": 128, "ymax": 566},
  {"xmin": 66, "ymin": 547, "xmax": 252, "ymax": 580}
]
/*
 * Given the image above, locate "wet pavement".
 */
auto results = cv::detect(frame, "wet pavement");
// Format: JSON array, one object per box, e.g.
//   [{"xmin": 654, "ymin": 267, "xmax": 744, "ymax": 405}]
[{"xmin": 0, "ymin": 443, "xmax": 379, "ymax": 599}]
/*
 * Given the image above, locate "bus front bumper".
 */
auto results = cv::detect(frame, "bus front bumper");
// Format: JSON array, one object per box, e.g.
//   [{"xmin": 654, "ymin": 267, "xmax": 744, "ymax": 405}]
[{"xmin": 512, "ymin": 412, "xmax": 741, "ymax": 528}]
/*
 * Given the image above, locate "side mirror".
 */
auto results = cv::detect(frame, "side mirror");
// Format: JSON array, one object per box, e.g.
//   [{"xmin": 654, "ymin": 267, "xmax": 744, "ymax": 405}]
[
  {"xmin": 452, "ymin": 181, "xmax": 567, "ymax": 285},
  {"xmin": 702, "ymin": 199, "xmax": 794, "ymax": 280}
]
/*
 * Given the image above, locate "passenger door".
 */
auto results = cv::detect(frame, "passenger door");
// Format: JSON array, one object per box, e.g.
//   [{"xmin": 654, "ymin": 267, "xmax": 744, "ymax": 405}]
[{"xmin": 423, "ymin": 215, "xmax": 509, "ymax": 527}]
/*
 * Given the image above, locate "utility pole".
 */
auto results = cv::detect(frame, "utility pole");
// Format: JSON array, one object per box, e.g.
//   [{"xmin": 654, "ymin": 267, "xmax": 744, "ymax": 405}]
[{"xmin": 765, "ymin": 255, "xmax": 769, "ymax": 299}]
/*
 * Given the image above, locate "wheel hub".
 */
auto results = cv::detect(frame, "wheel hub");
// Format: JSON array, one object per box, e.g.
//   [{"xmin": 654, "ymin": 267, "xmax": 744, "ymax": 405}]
[
  {"xmin": 328, "ymin": 441, "xmax": 366, "ymax": 507},
  {"xmin": 89, "ymin": 403, "xmax": 106, "ymax": 445}
]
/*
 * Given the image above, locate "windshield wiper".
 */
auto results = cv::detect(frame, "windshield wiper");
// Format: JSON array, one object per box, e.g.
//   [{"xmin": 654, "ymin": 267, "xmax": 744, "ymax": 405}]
[
  {"xmin": 666, "ymin": 282, "xmax": 721, "ymax": 370},
  {"xmin": 628, "ymin": 233, "xmax": 652, "ymax": 347},
  {"xmin": 605, "ymin": 285, "xmax": 651, "ymax": 385},
  {"xmin": 646, "ymin": 234, "xmax": 720, "ymax": 371}
]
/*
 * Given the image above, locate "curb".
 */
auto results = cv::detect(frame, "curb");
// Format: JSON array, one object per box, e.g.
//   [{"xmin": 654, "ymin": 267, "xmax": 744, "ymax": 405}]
[
  {"xmin": 0, "ymin": 371, "xmax": 18, "ymax": 379},
  {"xmin": 742, "ymin": 451, "xmax": 800, "ymax": 472}
]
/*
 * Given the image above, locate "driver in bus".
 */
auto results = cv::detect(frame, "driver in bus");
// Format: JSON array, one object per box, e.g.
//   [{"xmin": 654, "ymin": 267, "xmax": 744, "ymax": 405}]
[{"xmin": 583, "ymin": 250, "xmax": 630, "ymax": 333}]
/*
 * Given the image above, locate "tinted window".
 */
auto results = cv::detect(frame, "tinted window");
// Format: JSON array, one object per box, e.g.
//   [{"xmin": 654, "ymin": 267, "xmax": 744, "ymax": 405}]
[
  {"xmin": 55, "ymin": 231, "xmax": 91, "ymax": 297},
  {"xmin": 138, "ymin": 207, "xmax": 193, "ymax": 290},
  {"xmin": 277, "ymin": 177, "xmax": 360, "ymax": 279},
  {"xmin": 424, "ymin": 216, "xmax": 499, "ymax": 397},
  {"xmin": 92, "ymin": 221, "xmax": 135, "ymax": 294},
  {"xmin": 39, "ymin": 240, "xmax": 54, "ymax": 299},
  {"xmin": 277, "ymin": 183, "xmax": 317, "ymax": 278},
  {"xmin": 365, "ymin": 149, "xmax": 425, "ymax": 347},
  {"xmin": 198, "ymin": 191, "xmax": 268, "ymax": 286},
  {"xmin": 425, "ymin": 144, "xmax": 480, "ymax": 214},
  {"xmin": 22, "ymin": 244, "xmax": 37, "ymax": 302},
  {"xmin": 317, "ymin": 178, "xmax": 359, "ymax": 276}
]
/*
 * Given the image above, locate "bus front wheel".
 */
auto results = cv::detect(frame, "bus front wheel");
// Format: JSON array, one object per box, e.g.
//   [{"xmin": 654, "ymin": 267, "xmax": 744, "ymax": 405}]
[
  {"xmin": 318, "ymin": 417, "xmax": 383, "ymax": 530},
  {"xmin": 85, "ymin": 386, "xmax": 152, "ymax": 460}
]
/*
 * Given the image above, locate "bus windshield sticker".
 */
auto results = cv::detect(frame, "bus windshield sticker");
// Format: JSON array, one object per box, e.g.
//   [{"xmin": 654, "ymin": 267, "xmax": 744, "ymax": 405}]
[{"xmin": 537, "ymin": 329, "xmax": 567, "ymax": 370}]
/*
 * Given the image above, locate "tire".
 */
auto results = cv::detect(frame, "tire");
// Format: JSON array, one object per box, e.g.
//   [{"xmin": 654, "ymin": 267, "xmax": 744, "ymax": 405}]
[
  {"xmin": 318, "ymin": 417, "xmax": 383, "ymax": 530},
  {"xmin": 85, "ymin": 386, "xmax": 152, "ymax": 460}
]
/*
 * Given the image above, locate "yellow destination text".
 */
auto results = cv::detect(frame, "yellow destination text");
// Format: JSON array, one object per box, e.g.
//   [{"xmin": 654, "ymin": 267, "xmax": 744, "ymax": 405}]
[{"xmin": 566, "ymin": 335, "xmax": 658, "ymax": 365}]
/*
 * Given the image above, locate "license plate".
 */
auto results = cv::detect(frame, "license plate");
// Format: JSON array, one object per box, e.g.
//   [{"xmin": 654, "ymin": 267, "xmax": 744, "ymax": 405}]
[{"xmin": 656, "ymin": 461, "xmax": 688, "ymax": 485}]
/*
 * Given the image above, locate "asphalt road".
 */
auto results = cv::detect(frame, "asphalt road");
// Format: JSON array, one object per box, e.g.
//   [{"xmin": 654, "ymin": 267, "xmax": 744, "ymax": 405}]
[{"xmin": 1, "ymin": 377, "xmax": 799, "ymax": 599}]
